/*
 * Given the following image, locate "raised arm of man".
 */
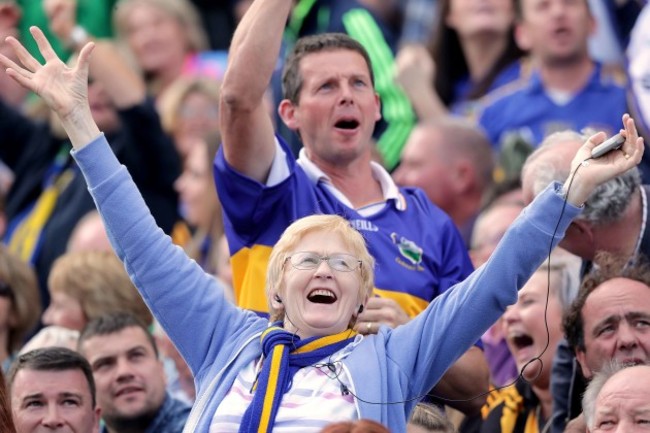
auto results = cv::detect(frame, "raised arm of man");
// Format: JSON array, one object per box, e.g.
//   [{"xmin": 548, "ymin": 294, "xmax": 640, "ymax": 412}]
[{"xmin": 219, "ymin": 0, "xmax": 290, "ymax": 183}]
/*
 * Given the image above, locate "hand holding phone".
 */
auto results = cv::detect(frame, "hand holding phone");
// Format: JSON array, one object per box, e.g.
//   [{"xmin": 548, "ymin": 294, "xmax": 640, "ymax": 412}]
[{"xmin": 591, "ymin": 133, "xmax": 625, "ymax": 158}]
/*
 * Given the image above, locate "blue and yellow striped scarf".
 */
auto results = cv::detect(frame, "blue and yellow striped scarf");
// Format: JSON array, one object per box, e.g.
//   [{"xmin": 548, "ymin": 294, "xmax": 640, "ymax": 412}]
[
  {"xmin": 6, "ymin": 143, "xmax": 74, "ymax": 263},
  {"xmin": 239, "ymin": 324, "xmax": 357, "ymax": 433}
]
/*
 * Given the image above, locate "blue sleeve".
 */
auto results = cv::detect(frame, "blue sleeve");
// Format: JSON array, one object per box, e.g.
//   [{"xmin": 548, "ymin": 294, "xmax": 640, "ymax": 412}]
[
  {"xmin": 384, "ymin": 183, "xmax": 582, "ymax": 396},
  {"xmin": 73, "ymin": 135, "xmax": 262, "ymax": 376}
]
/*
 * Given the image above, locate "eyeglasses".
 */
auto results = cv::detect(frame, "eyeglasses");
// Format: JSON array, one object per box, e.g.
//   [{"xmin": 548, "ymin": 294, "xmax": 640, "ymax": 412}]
[{"xmin": 285, "ymin": 252, "xmax": 362, "ymax": 272}]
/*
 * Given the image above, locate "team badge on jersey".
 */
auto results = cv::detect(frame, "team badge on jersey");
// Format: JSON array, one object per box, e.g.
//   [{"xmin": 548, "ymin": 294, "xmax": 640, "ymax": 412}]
[{"xmin": 391, "ymin": 233, "xmax": 423, "ymax": 266}]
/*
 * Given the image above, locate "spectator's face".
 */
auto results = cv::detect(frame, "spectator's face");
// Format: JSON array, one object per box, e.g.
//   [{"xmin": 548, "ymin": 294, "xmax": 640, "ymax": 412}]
[
  {"xmin": 88, "ymin": 81, "xmax": 120, "ymax": 133},
  {"xmin": 124, "ymin": 3, "xmax": 189, "ymax": 74},
  {"xmin": 42, "ymin": 291, "xmax": 87, "ymax": 331},
  {"xmin": 516, "ymin": 0, "xmax": 594, "ymax": 64},
  {"xmin": 576, "ymin": 278, "xmax": 650, "ymax": 379},
  {"xmin": 446, "ymin": 0, "xmax": 514, "ymax": 39},
  {"xmin": 11, "ymin": 368, "xmax": 100, "ymax": 433},
  {"xmin": 174, "ymin": 140, "xmax": 219, "ymax": 229},
  {"xmin": 469, "ymin": 203, "xmax": 523, "ymax": 267},
  {"xmin": 80, "ymin": 326, "xmax": 166, "ymax": 426},
  {"xmin": 174, "ymin": 91, "xmax": 220, "ymax": 157},
  {"xmin": 590, "ymin": 365, "xmax": 650, "ymax": 432},
  {"xmin": 280, "ymin": 49, "xmax": 381, "ymax": 167},
  {"xmin": 392, "ymin": 127, "xmax": 457, "ymax": 217},
  {"xmin": 278, "ymin": 230, "xmax": 364, "ymax": 339},
  {"xmin": 503, "ymin": 270, "xmax": 564, "ymax": 387}
]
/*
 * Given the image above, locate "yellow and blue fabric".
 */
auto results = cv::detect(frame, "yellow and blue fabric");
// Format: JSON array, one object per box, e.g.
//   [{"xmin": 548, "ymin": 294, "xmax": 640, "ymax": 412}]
[
  {"xmin": 5, "ymin": 144, "xmax": 75, "ymax": 263},
  {"xmin": 239, "ymin": 325, "xmax": 357, "ymax": 433},
  {"xmin": 460, "ymin": 381, "xmax": 542, "ymax": 433}
]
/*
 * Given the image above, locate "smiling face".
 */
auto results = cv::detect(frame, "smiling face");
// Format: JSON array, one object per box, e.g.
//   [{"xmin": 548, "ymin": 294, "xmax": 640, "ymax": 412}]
[
  {"xmin": 276, "ymin": 231, "xmax": 366, "ymax": 338},
  {"xmin": 79, "ymin": 326, "xmax": 166, "ymax": 427},
  {"xmin": 11, "ymin": 368, "xmax": 100, "ymax": 433},
  {"xmin": 279, "ymin": 49, "xmax": 381, "ymax": 169},
  {"xmin": 576, "ymin": 278, "xmax": 650, "ymax": 380},
  {"xmin": 503, "ymin": 270, "xmax": 564, "ymax": 388}
]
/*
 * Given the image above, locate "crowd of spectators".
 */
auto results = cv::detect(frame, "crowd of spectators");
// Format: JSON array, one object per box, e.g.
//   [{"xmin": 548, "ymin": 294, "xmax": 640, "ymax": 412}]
[{"xmin": 0, "ymin": 0, "xmax": 649, "ymax": 432}]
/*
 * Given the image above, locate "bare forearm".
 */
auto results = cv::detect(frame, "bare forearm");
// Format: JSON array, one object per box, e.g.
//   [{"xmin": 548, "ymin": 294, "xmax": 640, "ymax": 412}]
[
  {"xmin": 409, "ymin": 85, "xmax": 448, "ymax": 121},
  {"xmin": 430, "ymin": 347, "xmax": 489, "ymax": 415},
  {"xmin": 59, "ymin": 106, "xmax": 101, "ymax": 149},
  {"xmin": 221, "ymin": 0, "xmax": 292, "ymax": 109},
  {"xmin": 220, "ymin": 0, "xmax": 290, "ymax": 182}
]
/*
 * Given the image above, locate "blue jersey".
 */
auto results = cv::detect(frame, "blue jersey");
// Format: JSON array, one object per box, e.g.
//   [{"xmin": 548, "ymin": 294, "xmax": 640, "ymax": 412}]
[
  {"xmin": 214, "ymin": 136, "xmax": 474, "ymax": 317},
  {"xmin": 478, "ymin": 63, "xmax": 627, "ymax": 150},
  {"xmin": 451, "ymin": 60, "xmax": 525, "ymax": 119}
]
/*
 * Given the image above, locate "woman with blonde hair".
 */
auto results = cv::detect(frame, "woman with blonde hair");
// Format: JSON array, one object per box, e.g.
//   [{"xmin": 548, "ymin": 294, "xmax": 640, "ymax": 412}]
[
  {"xmin": 158, "ymin": 77, "xmax": 221, "ymax": 161},
  {"xmin": 42, "ymin": 251, "xmax": 152, "ymax": 330}
]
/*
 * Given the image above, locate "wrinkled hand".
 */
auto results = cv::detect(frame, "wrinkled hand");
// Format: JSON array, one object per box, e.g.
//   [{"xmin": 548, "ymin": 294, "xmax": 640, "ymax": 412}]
[
  {"xmin": 0, "ymin": 26, "xmax": 93, "ymax": 121},
  {"xmin": 394, "ymin": 43, "xmax": 435, "ymax": 99},
  {"xmin": 354, "ymin": 296, "xmax": 410, "ymax": 335},
  {"xmin": 564, "ymin": 113, "xmax": 644, "ymax": 206}
]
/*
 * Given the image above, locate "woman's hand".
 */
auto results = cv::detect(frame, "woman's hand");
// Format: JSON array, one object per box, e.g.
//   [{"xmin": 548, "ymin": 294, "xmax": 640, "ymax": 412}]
[
  {"xmin": 354, "ymin": 297, "xmax": 410, "ymax": 335},
  {"xmin": 563, "ymin": 113, "xmax": 644, "ymax": 206},
  {"xmin": 0, "ymin": 26, "xmax": 100, "ymax": 147}
]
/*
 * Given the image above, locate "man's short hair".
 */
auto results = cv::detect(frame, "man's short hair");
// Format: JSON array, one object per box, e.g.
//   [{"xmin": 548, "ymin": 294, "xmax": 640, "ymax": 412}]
[
  {"xmin": 420, "ymin": 117, "xmax": 496, "ymax": 189},
  {"xmin": 78, "ymin": 312, "xmax": 158, "ymax": 357},
  {"xmin": 563, "ymin": 253, "xmax": 650, "ymax": 352},
  {"xmin": 281, "ymin": 33, "xmax": 375, "ymax": 104},
  {"xmin": 7, "ymin": 347, "xmax": 96, "ymax": 407}
]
